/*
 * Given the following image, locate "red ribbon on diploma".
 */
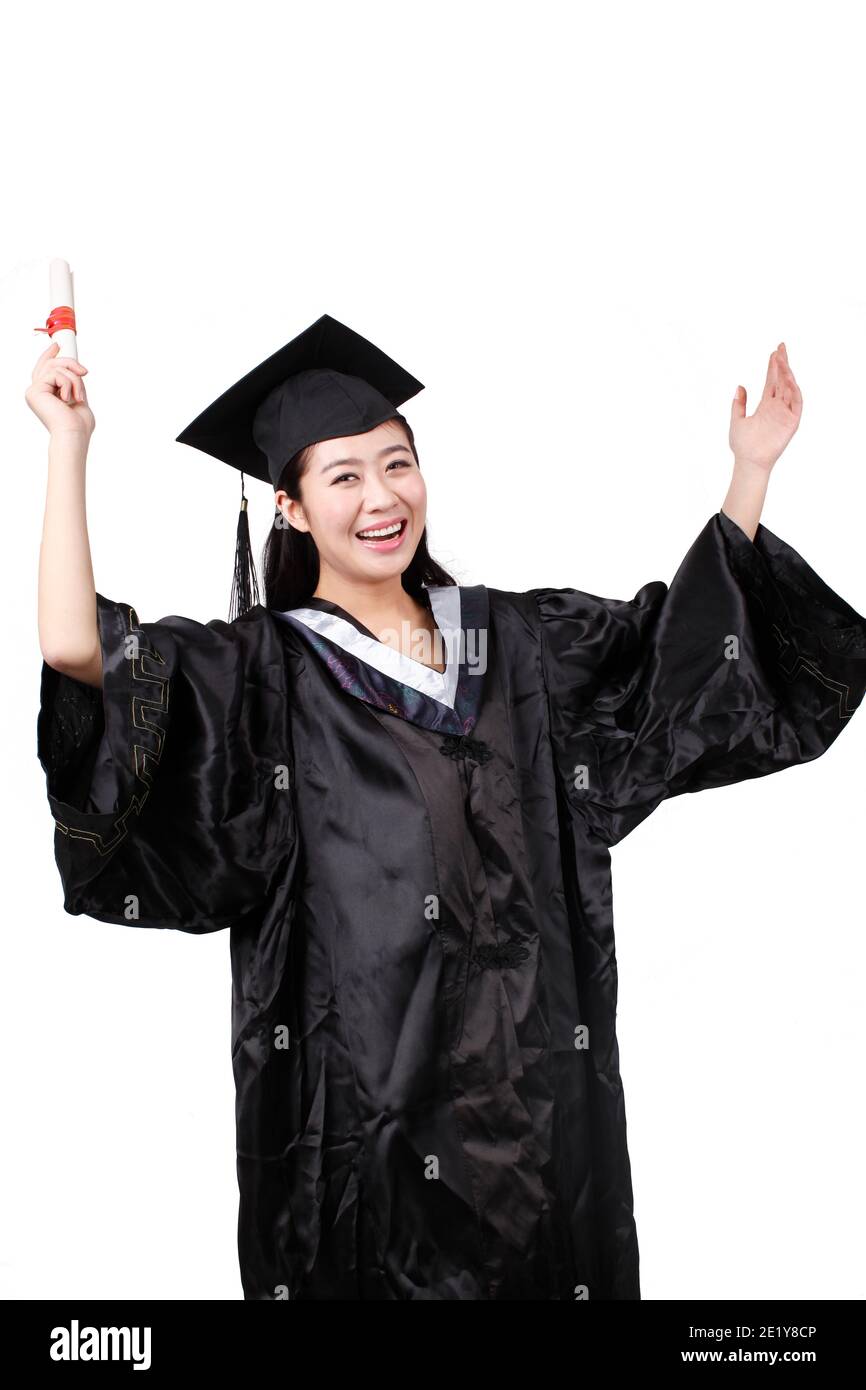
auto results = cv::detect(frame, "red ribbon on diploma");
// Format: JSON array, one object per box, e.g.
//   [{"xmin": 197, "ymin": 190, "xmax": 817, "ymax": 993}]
[{"xmin": 34, "ymin": 306, "xmax": 77, "ymax": 336}]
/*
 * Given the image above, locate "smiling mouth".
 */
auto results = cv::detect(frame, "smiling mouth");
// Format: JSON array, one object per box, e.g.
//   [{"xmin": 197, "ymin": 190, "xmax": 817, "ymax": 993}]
[{"xmin": 355, "ymin": 518, "xmax": 409, "ymax": 547}]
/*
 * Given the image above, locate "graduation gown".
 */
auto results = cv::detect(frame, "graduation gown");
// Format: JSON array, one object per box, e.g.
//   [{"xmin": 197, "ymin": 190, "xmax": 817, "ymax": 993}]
[{"xmin": 36, "ymin": 510, "xmax": 866, "ymax": 1300}]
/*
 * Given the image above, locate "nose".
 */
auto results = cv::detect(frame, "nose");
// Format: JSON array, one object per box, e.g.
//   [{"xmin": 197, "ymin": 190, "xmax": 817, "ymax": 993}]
[{"xmin": 362, "ymin": 473, "xmax": 402, "ymax": 511}]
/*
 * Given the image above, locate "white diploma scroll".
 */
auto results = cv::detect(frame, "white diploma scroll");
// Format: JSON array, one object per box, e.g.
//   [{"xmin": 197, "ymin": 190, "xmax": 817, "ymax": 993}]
[{"xmin": 48, "ymin": 258, "xmax": 78, "ymax": 360}]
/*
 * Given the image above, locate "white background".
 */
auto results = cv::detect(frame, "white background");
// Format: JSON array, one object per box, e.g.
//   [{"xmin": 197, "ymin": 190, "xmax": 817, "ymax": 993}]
[{"xmin": 2, "ymin": 0, "xmax": 864, "ymax": 1301}]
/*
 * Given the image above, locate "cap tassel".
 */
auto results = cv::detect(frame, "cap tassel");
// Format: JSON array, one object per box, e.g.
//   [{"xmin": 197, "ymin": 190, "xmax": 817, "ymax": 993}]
[{"xmin": 229, "ymin": 471, "xmax": 261, "ymax": 622}]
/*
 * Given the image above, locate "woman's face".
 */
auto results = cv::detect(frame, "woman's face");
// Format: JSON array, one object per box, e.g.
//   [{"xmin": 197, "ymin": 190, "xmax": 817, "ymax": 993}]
[{"xmin": 275, "ymin": 419, "xmax": 427, "ymax": 584}]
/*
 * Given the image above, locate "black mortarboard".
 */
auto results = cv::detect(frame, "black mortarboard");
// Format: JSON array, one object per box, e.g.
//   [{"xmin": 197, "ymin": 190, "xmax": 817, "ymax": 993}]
[{"xmin": 175, "ymin": 313, "xmax": 425, "ymax": 620}]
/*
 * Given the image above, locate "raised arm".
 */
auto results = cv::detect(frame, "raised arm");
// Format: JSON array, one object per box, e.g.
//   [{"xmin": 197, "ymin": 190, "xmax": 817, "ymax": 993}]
[
  {"xmin": 26, "ymin": 340, "xmax": 101, "ymax": 686},
  {"xmin": 535, "ymin": 341, "xmax": 865, "ymax": 848},
  {"xmin": 721, "ymin": 341, "xmax": 802, "ymax": 542}
]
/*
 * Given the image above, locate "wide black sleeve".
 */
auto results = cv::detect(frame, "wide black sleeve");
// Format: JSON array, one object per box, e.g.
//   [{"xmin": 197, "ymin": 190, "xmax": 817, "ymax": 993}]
[
  {"xmin": 535, "ymin": 510, "xmax": 866, "ymax": 847},
  {"xmin": 37, "ymin": 592, "xmax": 296, "ymax": 932}
]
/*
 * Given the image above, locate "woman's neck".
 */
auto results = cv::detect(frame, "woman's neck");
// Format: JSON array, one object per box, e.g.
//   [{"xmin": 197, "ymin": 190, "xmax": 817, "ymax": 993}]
[
  {"xmin": 312, "ymin": 572, "xmax": 415, "ymax": 622},
  {"xmin": 312, "ymin": 574, "xmax": 444, "ymax": 672}
]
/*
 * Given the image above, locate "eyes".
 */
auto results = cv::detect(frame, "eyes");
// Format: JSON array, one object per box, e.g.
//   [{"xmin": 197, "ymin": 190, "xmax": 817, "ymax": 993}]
[{"xmin": 331, "ymin": 458, "xmax": 414, "ymax": 485}]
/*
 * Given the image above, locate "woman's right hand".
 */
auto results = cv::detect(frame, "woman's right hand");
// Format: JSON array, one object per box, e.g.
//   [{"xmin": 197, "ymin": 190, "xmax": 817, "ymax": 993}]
[{"xmin": 25, "ymin": 340, "xmax": 95, "ymax": 440}]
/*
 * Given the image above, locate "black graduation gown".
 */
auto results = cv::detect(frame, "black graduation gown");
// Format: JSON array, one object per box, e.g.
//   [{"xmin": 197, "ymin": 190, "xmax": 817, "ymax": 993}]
[{"xmin": 36, "ymin": 510, "xmax": 866, "ymax": 1300}]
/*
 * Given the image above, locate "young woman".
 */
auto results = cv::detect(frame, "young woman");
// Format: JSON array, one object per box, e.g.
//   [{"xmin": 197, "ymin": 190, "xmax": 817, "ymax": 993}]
[{"xmin": 29, "ymin": 318, "xmax": 866, "ymax": 1301}]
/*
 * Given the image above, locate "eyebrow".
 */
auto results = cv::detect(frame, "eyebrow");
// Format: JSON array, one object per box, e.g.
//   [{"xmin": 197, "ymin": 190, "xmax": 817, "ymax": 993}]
[{"xmin": 319, "ymin": 444, "xmax": 413, "ymax": 474}]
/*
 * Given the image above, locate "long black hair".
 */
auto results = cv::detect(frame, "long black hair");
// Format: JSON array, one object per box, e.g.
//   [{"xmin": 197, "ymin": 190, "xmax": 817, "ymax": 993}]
[{"xmin": 261, "ymin": 413, "xmax": 456, "ymax": 612}]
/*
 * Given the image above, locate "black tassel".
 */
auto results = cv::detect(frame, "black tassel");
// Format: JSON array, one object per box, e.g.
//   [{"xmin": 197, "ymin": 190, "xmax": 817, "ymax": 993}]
[{"xmin": 228, "ymin": 470, "xmax": 261, "ymax": 623}]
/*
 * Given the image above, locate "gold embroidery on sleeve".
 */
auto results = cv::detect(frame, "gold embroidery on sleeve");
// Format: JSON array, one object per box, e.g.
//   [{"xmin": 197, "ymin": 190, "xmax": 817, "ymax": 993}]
[{"xmin": 53, "ymin": 603, "xmax": 170, "ymax": 856}]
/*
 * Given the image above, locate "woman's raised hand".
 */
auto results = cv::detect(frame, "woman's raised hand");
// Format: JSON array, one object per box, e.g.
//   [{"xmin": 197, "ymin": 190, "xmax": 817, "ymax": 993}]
[
  {"xmin": 25, "ymin": 339, "xmax": 95, "ymax": 439},
  {"xmin": 729, "ymin": 342, "xmax": 802, "ymax": 473}
]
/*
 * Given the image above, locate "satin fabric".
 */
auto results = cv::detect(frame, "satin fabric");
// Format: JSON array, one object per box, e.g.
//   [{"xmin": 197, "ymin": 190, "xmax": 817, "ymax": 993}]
[{"xmin": 37, "ymin": 510, "xmax": 866, "ymax": 1299}]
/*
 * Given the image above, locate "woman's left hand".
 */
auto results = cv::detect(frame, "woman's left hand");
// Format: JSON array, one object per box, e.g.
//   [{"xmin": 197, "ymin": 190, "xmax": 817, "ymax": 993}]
[{"xmin": 729, "ymin": 342, "xmax": 803, "ymax": 473}]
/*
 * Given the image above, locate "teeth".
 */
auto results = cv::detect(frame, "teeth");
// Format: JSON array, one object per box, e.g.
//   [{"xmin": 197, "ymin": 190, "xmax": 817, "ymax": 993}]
[{"xmin": 357, "ymin": 522, "xmax": 402, "ymax": 539}]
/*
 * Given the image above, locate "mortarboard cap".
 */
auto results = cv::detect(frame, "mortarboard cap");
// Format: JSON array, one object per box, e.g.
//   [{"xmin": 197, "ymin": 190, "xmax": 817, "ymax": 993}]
[{"xmin": 175, "ymin": 313, "xmax": 425, "ymax": 620}]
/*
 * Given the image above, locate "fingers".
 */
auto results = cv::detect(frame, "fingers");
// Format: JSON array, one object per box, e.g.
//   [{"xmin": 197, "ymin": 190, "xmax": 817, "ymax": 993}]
[
  {"xmin": 52, "ymin": 367, "xmax": 85, "ymax": 403},
  {"xmin": 35, "ymin": 342, "xmax": 88, "ymax": 373},
  {"xmin": 769, "ymin": 343, "xmax": 802, "ymax": 411},
  {"xmin": 775, "ymin": 349, "xmax": 796, "ymax": 392},
  {"xmin": 54, "ymin": 369, "xmax": 76, "ymax": 403},
  {"xmin": 32, "ymin": 346, "xmax": 89, "ymax": 400},
  {"xmin": 51, "ymin": 356, "xmax": 87, "ymax": 373},
  {"xmin": 768, "ymin": 346, "xmax": 787, "ymax": 387},
  {"xmin": 758, "ymin": 342, "xmax": 801, "ymax": 412}
]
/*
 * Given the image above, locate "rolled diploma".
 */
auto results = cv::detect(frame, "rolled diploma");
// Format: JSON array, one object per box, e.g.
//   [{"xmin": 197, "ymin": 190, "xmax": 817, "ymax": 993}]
[{"xmin": 49, "ymin": 258, "xmax": 78, "ymax": 360}]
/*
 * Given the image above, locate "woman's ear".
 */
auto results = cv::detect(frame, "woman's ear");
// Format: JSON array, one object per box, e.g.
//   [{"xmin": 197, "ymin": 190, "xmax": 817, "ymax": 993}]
[{"xmin": 275, "ymin": 492, "xmax": 311, "ymax": 533}]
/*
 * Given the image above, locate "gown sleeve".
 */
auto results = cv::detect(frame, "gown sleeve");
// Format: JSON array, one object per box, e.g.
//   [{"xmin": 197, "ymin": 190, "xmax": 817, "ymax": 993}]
[
  {"xmin": 37, "ymin": 591, "xmax": 296, "ymax": 932},
  {"xmin": 535, "ymin": 509, "xmax": 866, "ymax": 847}
]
